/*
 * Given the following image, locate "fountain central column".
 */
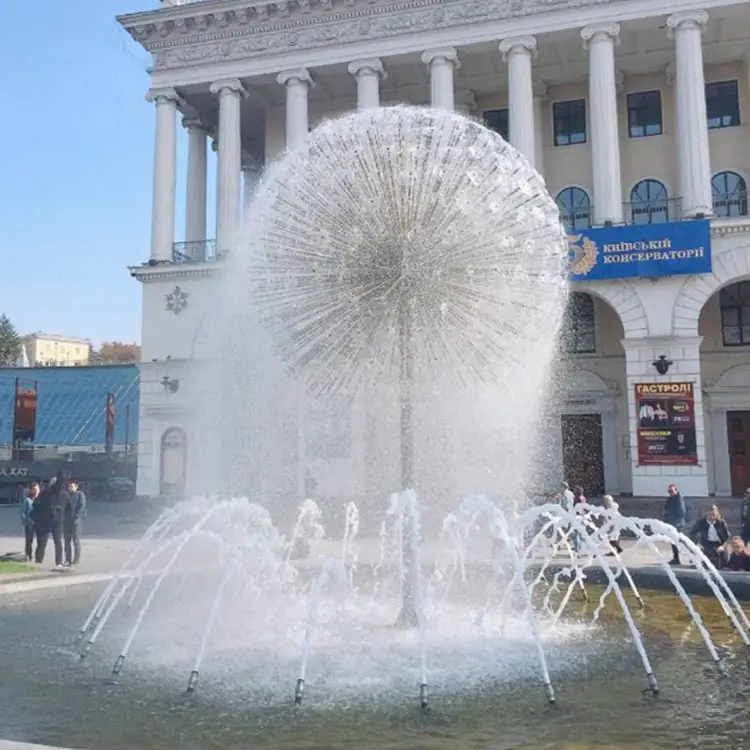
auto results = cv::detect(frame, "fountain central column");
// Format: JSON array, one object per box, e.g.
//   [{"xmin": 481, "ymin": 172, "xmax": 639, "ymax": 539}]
[
  {"xmin": 421, "ymin": 48, "xmax": 460, "ymax": 111},
  {"xmin": 499, "ymin": 36, "xmax": 538, "ymax": 167},
  {"xmin": 278, "ymin": 69, "xmax": 312, "ymax": 149},
  {"xmin": 146, "ymin": 87, "xmax": 180, "ymax": 263}
]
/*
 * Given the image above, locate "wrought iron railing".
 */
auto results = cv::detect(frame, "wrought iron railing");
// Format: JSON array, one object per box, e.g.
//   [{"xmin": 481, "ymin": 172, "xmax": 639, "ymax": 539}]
[
  {"xmin": 621, "ymin": 197, "xmax": 683, "ymax": 225},
  {"xmin": 712, "ymin": 190, "xmax": 749, "ymax": 218},
  {"xmin": 172, "ymin": 240, "xmax": 218, "ymax": 264}
]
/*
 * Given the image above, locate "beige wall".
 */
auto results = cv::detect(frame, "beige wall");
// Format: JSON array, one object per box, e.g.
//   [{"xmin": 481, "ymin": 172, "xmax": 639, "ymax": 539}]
[{"xmin": 25, "ymin": 336, "xmax": 89, "ymax": 367}]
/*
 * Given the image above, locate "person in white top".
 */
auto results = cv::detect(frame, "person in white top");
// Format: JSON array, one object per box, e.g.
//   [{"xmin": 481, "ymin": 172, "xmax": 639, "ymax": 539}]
[
  {"xmin": 559, "ymin": 481, "xmax": 575, "ymax": 514},
  {"xmin": 602, "ymin": 494, "xmax": 623, "ymax": 555}
]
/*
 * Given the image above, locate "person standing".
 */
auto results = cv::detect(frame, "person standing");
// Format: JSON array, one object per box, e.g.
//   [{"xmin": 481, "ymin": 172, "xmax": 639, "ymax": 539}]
[
  {"xmin": 31, "ymin": 480, "xmax": 54, "ymax": 564},
  {"xmin": 20, "ymin": 482, "xmax": 40, "ymax": 561},
  {"xmin": 741, "ymin": 488, "xmax": 750, "ymax": 545},
  {"xmin": 559, "ymin": 481, "xmax": 575, "ymax": 513},
  {"xmin": 663, "ymin": 483, "xmax": 686, "ymax": 565},
  {"xmin": 64, "ymin": 478, "xmax": 86, "ymax": 566},
  {"xmin": 602, "ymin": 494, "xmax": 623, "ymax": 555},
  {"xmin": 40, "ymin": 471, "xmax": 71, "ymax": 570}
]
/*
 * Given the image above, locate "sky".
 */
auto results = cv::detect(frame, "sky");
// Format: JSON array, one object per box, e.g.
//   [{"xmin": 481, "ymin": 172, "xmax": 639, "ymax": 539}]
[{"xmin": 1, "ymin": 1, "xmax": 210, "ymax": 346}]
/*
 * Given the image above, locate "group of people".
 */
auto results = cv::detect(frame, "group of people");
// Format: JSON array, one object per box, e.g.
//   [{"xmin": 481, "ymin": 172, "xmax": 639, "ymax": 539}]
[
  {"xmin": 663, "ymin": 484, "xmax": 750, "ymax": 570},
  {"xmin": 20, "ymin": 472, "xmax": 87, "ymax": 569},
  {"xmin": 556, "ymin": 481, "xmax": 750, "ymax": 571}
]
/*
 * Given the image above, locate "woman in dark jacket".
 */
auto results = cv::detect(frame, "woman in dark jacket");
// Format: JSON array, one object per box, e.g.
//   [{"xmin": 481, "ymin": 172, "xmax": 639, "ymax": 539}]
[{"xmin": 689, "ymin": 504, "xmax": 730, "ymax": 567}]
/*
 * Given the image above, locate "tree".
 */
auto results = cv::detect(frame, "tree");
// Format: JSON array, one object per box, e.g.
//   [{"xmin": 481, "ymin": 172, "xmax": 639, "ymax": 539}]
[
  {"xmin": 91, "ymin": 341, "xmax": 141, "ymax": 364},
  {"xmin": 0, "ymin": 314, "xmax": 21, "ymax": 366}
]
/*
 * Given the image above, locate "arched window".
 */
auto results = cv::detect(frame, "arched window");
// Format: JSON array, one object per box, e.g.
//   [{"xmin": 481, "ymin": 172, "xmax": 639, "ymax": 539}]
[
  {"xmin": 720, "ymin": 281, "xmax": 750, "ymax": 346},
  {"xmin": 630, "ymin": 179, "xmax": 669, "ymax": 224},
  {"xmin": 712, "ymin": 171, "xmax": 748, "ymax": 217},
  {"xmin": 556, "ymin": 187, "xmax": 591, "ymax": 231},
  {"xmin": 564, "ymin": 292, "xmax": 596, "ymax": 354},
  {"xmin": 160, "ymin": 427, "xmax": 188, "ymax": 499}
]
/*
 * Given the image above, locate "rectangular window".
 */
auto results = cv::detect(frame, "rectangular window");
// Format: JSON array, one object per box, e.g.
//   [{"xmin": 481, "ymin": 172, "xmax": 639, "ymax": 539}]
[
  {"xmin": 706, "ymin": 80, "xmax": 740, "ymax": 129},
  {"xmin": 553, "ymin": 99, "xmax": 586, "ymax": 146},
  {"xmin": 627, "ymin": 90, "xmax": 663, "ymax": 137},
  {"xmin": 483, "ymin": 109, "xmax": 509, "ymax": 141}
]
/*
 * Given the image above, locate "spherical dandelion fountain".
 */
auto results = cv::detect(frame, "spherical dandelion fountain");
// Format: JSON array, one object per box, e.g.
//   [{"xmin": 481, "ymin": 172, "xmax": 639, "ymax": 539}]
[{"xmin": 236, "ymin": 105, "xmax": 570, "ymax": 627}]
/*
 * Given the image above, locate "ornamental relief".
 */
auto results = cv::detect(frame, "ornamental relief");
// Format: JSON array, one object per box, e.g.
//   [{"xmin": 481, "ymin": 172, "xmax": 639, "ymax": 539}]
[{"xmin": 125, "ymin": 0, "xmax": 609, "ymax": 70}]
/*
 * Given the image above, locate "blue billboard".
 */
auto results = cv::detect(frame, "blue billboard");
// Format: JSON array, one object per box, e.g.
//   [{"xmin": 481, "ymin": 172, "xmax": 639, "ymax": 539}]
[{"xmin": 568, "ymin": 220, "xmax": 711, "ymax": 281}]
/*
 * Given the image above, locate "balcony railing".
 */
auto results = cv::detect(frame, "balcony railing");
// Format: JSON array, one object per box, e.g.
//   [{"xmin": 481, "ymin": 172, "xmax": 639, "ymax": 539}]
[
  {"xmin": 621, "ymin": 197, "xmax": 683, "ymax": 225},
  {"xmin": 712, "ymin": 191, "xmax": 749, "ymax": 218},
  {"xmin": 172, "ymin": 240, "xmax": 217, "ymax": 264}
]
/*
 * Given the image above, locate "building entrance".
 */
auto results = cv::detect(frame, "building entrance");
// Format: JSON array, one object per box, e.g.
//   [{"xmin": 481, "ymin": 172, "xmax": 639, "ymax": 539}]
[
  {"xmin": 561, "ymin": 413, "xmax": 605, "ymax": 497},
  {"xmin": 727, "ymin": 411, "xmax": 750, "ymax": 496}
]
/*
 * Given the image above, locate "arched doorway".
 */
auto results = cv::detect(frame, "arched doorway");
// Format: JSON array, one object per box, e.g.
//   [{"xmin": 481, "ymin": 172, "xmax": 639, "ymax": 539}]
[
  {"xmin": 700, "ymin": 280, "xmax": 750, "ymax": 495},
  {"xmin": 561, "ymin": 292, "xmax": 627, "ymax": 495},
  {"xmin": 160, "ymin": 427, "xmax": 188, "ymax": 499}
]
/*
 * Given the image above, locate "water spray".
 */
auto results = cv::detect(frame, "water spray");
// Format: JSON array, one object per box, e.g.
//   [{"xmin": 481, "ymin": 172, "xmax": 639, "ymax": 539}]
[
  {"xmin": 186, "ymin": 670, "xmax": 200, "ymax": 693},
  {"xmin": 294, "ymin": 678, "xmax": 305, "ymax": 705}
]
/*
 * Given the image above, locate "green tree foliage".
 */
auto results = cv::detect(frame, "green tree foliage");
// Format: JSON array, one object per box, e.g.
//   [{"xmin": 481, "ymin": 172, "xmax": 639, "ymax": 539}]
[{"xmin": 0, "ymin": 314, "xmax": 21, "ymax": 366}]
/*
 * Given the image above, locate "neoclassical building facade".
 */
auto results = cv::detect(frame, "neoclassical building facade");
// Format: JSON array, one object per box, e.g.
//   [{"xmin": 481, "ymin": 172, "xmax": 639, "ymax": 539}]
[{"xmin": 121, "ymin": 0, "xmax": 750, "ymax": 500}]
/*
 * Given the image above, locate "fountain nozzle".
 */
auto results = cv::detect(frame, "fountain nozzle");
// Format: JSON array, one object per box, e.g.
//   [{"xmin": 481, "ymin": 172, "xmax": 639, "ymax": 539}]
[
  {"xmin": 419, "ymin": 683, "xmax": 428, "ymax": 709},
  {"xmin": 294, "ymin": 678, "xmax": 305, "ymax": 705},
  {"xmin": 544, "ymin": 682, "xmax": 556, "ymax": 704},
  {"xmin": 646, "ymin": 672, "xmax": 659, "ymax": 696},
  {"xmin": 186, "ymin": 670, "xmax": 200, "ymax": 693},
  {"xmin": 110, "ymin": 654, "xmax": 126, "ymax": 683}
]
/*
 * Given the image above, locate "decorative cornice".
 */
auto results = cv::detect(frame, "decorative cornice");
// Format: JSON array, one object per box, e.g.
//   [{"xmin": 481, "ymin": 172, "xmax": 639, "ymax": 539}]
[
  {"xmin": 129, "ymin": 263, "xmax": 221, "ymax": 283},
  {"xmin": 711, "ymin": 220, "xmax": 750, "ymax": 238},
  {"xmin": 119, "ymin": 0, "xmax": 623, "ymax": 72}
]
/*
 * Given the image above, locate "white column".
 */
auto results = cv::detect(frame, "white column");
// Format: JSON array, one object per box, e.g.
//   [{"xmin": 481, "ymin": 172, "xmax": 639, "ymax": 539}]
[
  {"xmin": 421, "ymin": 48, "xmax": 459, "ymax": 111},
  {"xmin": 277, "ymin": 69, "xmax": 312, "ymax": 149},
  {"xmin": 348, "ymin": 59, "xmax": 384, "ymax": 110},
  {"xmin": 581, "ymin": 23, "xmax": 623, "ymax": 225},
  {"xmin": 533, "ymin": 81, "xmax": 547, "ymax": 175},
  {"xmin": 209, "ymin": 79, "xmax": 247, "ymax": 256},
  {"xmin": 145, "ymin": 87, "xmax": 180, "ymax": 262},
  {"xmin": 667, "ymin": 11, "xmax": 712, "ymax": 217},
  {"xmin": 182, "ymin": 118, "xmax": 207, "ymax": 247},
  {"xmin": 499, "ymin": 36, "xmax": 537, "ymax": 166}
]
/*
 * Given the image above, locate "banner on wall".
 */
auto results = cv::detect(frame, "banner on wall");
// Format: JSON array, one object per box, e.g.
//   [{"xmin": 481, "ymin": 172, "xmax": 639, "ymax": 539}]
[
  {"xmin": 12, "ymin": 378, "xmax": 37, "ymax": 461},
  {"xmin": 635, "ymin": 382, "xmax": 698, "ymax": 466},
  {"xmin": 568, "ymin": 220, "xmax": 711, "ymax": 281}
]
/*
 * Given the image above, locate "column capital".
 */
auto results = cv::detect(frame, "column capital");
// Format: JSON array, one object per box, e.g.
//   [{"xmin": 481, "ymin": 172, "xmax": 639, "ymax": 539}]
[
  {"xmin": 421, "ymin": 47, "xmax": 460, "ymax": 69},
  {"xmin": 145, "ymin": 87, "xmax": 181, "ymax": 105},
  {"xmin": 210, "ymin": 78, "xmax": 248, "ymax": 97},
  {"xmin": 667, "ymin": 10, "xmax": 709, "ymax": 37},
  {"xmin": 581, "ymin": 23, "xmax": 620, "ymax": 49},
  {"xmin": 348, "ymin": 58, "xmax": 385, "ymax": 79},
  {"xmin": 181, "ymin": 116, "xmax": 206, "ymax": 131},
  {"xmin": 498, "ymin": 36, "xmax": 537, "ymax": 61},
  {"xmin": 277, "ymin": 68, "xmax": 313, "ymax": 87}
]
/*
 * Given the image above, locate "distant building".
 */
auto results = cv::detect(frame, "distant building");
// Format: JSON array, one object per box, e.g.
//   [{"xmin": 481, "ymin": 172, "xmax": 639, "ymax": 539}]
[{"xmin": 23, "ymin": 333, "xmax": 91, "ymax": 367}]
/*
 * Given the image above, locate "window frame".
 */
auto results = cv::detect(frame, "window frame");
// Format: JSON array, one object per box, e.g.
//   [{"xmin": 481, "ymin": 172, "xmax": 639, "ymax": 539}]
[
  {"xmin": 629, "ymin": 178, "xmax": 670, "ymax": 225},
  {"xmin": 705, "ymin": 80, "xmax": 741, "ymax": 130},
  {"xmin": 564, "ymin": 292, "xmax": 597, "ymax": 355},
  {"xmin": 627, "ymin": 90, "xmax": 663, "ymax": 138},
  {"xmin": 720, "ymin": 281, "xmax": 750, "ymax": 348},
  {"xmin": 483, "ymin": 108, "xmax": 509, "ymax": 141},
  {"xmin": 553, "ymin": 98, "xmax": 587, "ymax": 147},
  {"xmin": 555, "ymin": 186, "xmax": 592, "ymax": 231},
  {"xmin": 711, "ymin": 170, "xmax": 748, "ymax": 218}
]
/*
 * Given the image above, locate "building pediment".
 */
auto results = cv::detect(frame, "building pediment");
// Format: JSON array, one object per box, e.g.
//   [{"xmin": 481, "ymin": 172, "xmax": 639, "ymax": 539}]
[{"xmin": 119, "ymin": 0, "xmax": 616, "ymax": 71}]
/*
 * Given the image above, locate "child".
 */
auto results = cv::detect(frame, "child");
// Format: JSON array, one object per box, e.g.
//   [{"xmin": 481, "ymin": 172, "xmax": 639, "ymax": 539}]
[{"xmin": 724, "ymin": 536, "xmax": 750, "ymax": 572}]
